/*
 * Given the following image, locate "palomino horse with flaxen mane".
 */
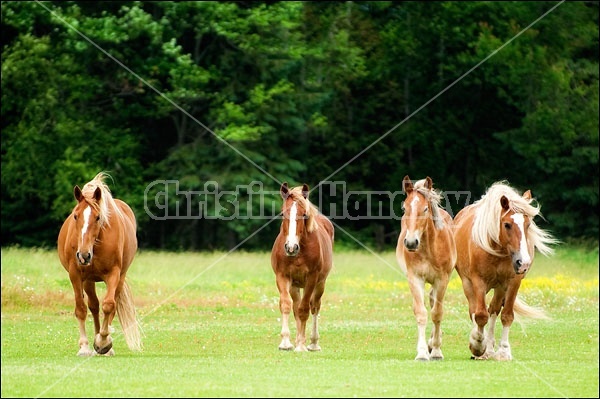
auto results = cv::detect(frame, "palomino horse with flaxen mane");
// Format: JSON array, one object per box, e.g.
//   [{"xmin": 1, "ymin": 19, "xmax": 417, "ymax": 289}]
[
  {"xmin": 454, "ymin": 181, "xmax": 557, "ymax": 360},
  {"xmin": 395, "ymin": 176, "xmax": 457, "ymax": 361},
  {"xmin": 57, "ymin": 172, "xmax": 142, "ymax": 356},
  {"xmin": 271, "ymin": 182, "xmax": 334, "ymax": 352}
]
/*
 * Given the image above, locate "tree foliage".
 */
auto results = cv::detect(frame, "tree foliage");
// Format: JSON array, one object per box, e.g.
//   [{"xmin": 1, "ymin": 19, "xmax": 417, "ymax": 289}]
[{"xmin": 2, "ymin": 1, "xmax": 598, "ymax": 250}]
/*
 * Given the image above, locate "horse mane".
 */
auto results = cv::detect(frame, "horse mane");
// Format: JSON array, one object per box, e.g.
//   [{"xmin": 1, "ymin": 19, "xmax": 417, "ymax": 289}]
[
  {"xmin": 472, "ymin": 180, "xmax": 557, "ymax": 257},
  {"xmin": 286, "ymin": 186, "xmax": 320, "ymax": 233},
  {"xmin": 81, "ymin": 172, "xmax": 122, "ymax": 228},
  {"xmin": 413, "ymin": 179, "xmax": 445, "ymax": 230}
]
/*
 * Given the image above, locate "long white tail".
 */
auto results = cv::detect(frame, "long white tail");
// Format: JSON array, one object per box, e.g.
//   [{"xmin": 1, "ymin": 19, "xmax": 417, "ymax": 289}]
[
  {"xmin": 117, "ymin": 279, "xmax": 143, "ymax": 351},
  {"xmin": 513, "ymin": 296, "xmax": 550, "ymax": 320}
]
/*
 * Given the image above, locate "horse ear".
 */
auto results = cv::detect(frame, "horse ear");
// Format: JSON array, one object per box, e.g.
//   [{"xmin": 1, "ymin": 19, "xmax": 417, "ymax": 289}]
[
  {"xmin": 302, "ymin": 183, "xmax": 309, "ymax": 199},
  {"xmin": 74, "ymin": 186, "xmax": 83, "ymax": 202},
  {"xmin": 500, "ymin": 195, "xmax": 510, "ymax": 211},
  {"xmin": 93, "ymin": 187, "xmax": 102, "ymax": 201},
  {"xmin": 425, "ymin": 176, "xmax": 433, "ymax": 190},
  {"xmin": 403, "ymin": 175, "xmax": 413, "ymax": 194},
  {"xmin": 280, "ymin": 182, "xmax": 289, "ymax": 199},
  {"xmin": 522, "ymin": 190, "xmax": 532, "ymax": 201}
]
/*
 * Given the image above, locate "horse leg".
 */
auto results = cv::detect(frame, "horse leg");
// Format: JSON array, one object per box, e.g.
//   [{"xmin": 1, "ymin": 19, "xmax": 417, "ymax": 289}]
[
  {"xmin": 407, "ymin": 274, "xmax": 429, "ymax": 361},
  {"xmin": 276, "ymin": 277, "xmax": 294, "ymax": 350},
  {"xmin": 290, "ymin": 286, "xmax": 303, "ymax": 350},
  {"xmin": 484, "ymin": 289, "xmax": 505, "ymax": 358},
  {"xmin": 307, "ymin": 280, "xmax": 326, "ymax": 351},
  {"xmin": 84, "ymin": 279, "xmax": 116, "ymax": 356},
  {"xmin": 428, "ymin": 277, "xmax": 448, "ymax": 360},
  {"xmin": 465, "ymin": 279, "xmax": 490, "ymax": 359},
  {"xmin": 293, "ymin": 284, "xmax": 312, "ymax": 352},
  {"xmin": 83, "ymin": 280, "xmax": 100, "ymax": 336},
  {"xmin": 94, "ymin": 270, "xmax": 119, "ymax": 355},
  {"xmin": 69, "ymin": 272, "xmax": 93, "ymax": 356},
  {"xmin": 493, "ymin": 284, "xmax": 520, "ymax": 361}
]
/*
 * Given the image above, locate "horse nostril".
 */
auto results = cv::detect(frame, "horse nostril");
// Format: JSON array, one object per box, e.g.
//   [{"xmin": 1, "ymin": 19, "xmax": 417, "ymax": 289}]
[
  {"xmin": 404, "ymin": 238, "xmax": 419, "ymax": 251},
  {"xmin": 516, "ymin": 259, "xmax": 522, "ymax": 267},
  {"xmin": 294, "ymin": 244, "xmax": 299, "ymax": 253}
]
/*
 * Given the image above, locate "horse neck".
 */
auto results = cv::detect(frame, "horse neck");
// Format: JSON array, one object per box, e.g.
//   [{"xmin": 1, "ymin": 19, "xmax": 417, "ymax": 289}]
[
  {"xmin": 102, "ymin": 199, "xmax": 125, "ymax": 232},
  {"xmin": 419, "ymin": 214, "xmax": 438, "ymax": 247}
]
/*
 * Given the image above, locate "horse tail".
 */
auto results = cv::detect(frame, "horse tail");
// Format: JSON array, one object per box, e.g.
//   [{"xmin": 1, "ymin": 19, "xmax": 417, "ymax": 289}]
[
  {"xmin": 513, "ymin": 296, "xmax": 550, "ymax": 320},
  {"xmin": 117, "ymin": 279, "xmax": 143, "ymax": 351}
]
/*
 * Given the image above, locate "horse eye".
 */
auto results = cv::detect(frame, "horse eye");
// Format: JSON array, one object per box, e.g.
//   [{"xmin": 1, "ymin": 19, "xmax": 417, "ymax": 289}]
[
  {"xmin": 73, "ymin": 215, "xmax": 78, "ymax": 220},
  {"xmin": 504, "ymin": 223, "xmax": 512, "ymax": 229},
  {"xmin": 96, "ymin": 216, "xmax": 100, "ymax": 222},
  {"xmin": 423, "ymin": 206, "xmax": 429, "ymax": 213}
]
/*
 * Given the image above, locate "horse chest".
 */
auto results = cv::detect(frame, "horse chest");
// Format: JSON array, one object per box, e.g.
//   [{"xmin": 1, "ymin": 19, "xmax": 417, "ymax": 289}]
[
  {"xmin": 410, "ymin": 259, "xmax": 439, "ymax": 282},
  {"xmin": 76, "ymin": 263, "xmax": 109, "ymax": 282},
  {"xmin": 478, "ymin": 262, "xmax": 518, "ymax": 289},
  {"xmin": 288, "ymin": 263, "xmax": 311, "ymax": 285}
]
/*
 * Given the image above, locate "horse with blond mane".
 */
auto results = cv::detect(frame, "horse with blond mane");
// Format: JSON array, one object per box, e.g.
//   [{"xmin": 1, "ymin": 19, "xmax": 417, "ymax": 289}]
[
  {"xmin": 271, "ymin": 182, "xmax": 334, "ymax": 352},
  {"xmin": 453, "ymin": 181, "xmax": 557, "ymax": 360},
  {"xmin": 396, "ymin": 176, "xmax": 456, "ymax": 361},
  {"xmin": 57, "ymin": 172, "xmax": 141, "ymax": 356}
]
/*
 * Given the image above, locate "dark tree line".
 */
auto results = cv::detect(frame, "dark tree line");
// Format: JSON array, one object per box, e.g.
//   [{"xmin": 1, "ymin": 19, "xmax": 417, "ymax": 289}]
[{"xmin": 2, "ymin": 1, "xmax": 598, "ymax": 251}]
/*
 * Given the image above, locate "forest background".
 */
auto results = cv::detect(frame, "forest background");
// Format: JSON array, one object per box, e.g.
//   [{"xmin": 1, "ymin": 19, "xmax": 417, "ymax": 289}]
[{"xmin": 2, "ymin": 1, "xmax": 598, "ymax": 251}]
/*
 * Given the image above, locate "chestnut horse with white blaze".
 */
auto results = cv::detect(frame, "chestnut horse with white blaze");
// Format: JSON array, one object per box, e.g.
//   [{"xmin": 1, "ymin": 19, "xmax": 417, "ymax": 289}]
[
  {"xmin": 396, "ymin": 176, "xmax": 456, "ymax": 361},
  {"xmin": 271, "ymin": 183, "xmax": 334, "ymax": 352},
  {"xmin": 57, "ymin": 172, "xmax": 141, "ymax": 356},
  {"xmin": 454, "ymin": 181, "xmax": 557, "ymax": 360}
]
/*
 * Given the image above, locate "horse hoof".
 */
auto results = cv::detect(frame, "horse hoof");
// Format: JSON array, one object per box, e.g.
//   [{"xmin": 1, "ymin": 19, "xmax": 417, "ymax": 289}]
[
  {"xmin": 94, "ymin": 342, "xmax": 113, "ymax": 355},
  {"xmin": 472, "ymin": 352, "xmax": 493, "ymax": 360},
  {"xmin": 492, "ymin": 351, "xmax": 512, "ymax": 361},
  {"xmin": 77, "ymin": 348, "xmax": 94, "ymax": 357},
  {"xmin": 429, "ymin": 348, "xmax": 444, "ymax": 360},
  {"xmin": 278, "ymin": 346, "xmax": 293, "ymax": 351},
  {"xmin": 469, "ymin": 344, "xmax": 485, "ymax": 358},
  {"xmin": 100, "ymin": 348, "xmax": 115, "ymax": 356},
  {"xmin": 307, "ymin": 344, "xmax": 321, "ymax": 352}
]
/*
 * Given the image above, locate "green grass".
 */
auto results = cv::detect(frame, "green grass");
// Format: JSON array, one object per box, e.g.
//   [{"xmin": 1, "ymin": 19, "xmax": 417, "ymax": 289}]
[{"xmin": 1, "ymin": 245, "xmax": 598, "ymax": 397}]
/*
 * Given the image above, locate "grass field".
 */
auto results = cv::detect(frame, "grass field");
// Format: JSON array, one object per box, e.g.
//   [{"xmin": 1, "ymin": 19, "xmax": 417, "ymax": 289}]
[{"xmin": 1, "ymin": 245, "xmax": 598, "ymax": 398}]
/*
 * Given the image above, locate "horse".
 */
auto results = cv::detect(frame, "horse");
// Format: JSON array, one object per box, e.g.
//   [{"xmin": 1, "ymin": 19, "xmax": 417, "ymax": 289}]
[
  {"xmin": 271, "ymin": 182, "xmax": 334, "ymax": 352},
  {"xmin": 453, "ymin": 180, "xmax": 557, "ymax": 360},
  {"xmin": 57, "ymin": 172, "xmax": 142, "ymax": 356},
  {"xmin": 395, "ymin": 176, "xmax": 457, "ymax": 361}
]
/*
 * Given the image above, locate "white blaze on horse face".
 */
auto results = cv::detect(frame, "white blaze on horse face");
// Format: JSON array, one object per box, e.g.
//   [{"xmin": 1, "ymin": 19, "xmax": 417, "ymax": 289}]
[
  {"xmin": 286, "ymin": 201, "xmax": 299, "ymax": 250},
  {"xmin": 81, "ymin": 206, "xmax": 92, "ymax": 242},
  {"xmin": 511, "ymin": 213, "xmax": 531, "ymax": 265},
  {"xmin": 406, "ymin": 196, "xmax": 422, "ymax": 240}
]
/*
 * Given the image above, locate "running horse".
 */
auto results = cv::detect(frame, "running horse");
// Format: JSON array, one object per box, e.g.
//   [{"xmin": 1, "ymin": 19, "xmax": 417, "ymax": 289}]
[
  {"xmin": 57, "ymin": 172, "xmax": 142, "ymax": 356},
  {"xmin": 395, "ymin": 176, "xmax": 456, "ymax": 361},
  {"xmin": 453, "ymin": 181, "xmax": 557, "ymax": 360},
  {"xmin": 271, "ymin": 182, "xmax": 334, "ymax": 352}
]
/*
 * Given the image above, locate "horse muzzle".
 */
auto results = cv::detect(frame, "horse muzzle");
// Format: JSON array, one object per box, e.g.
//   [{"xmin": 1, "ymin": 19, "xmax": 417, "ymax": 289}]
[
  {"xmin": 284, "ymin": 243, "xmax": 299, "ymax": 257},
  {"xmin": 76, "ymin": 251, "xmax": 93, "ymax": 266},
  {"xmin": 512, "ymin": 255, "xmax": 531, "ymax": 275},
  {"xmin": 404, "ymin": 238, "xmax": 419, "ymax": 252}
]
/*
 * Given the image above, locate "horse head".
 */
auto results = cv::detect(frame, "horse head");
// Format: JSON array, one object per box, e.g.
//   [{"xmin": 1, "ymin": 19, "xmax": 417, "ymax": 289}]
[
  {"xmin": 401, "ymin": 175, "xmax": 434, "ymax": 252},
  {"xmin": 280, "ymin": 182, "xmax": 310, "ymax": 257},
  {"xmin": 499, "ymin": 190, "xmax": 533, "ymax": 275},
  {"xmin": 72, "ymin": 185, "xmax": 103, "ymax": 266}
]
